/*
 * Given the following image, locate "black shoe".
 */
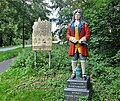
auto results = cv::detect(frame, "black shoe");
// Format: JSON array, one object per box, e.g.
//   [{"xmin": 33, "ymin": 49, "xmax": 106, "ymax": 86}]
[
  {"xmin": 82, "ymin": 75, "xmax": 87, "ymax": 80},
  {"xmin": 71, "ymin": 73, "xmax": 76, "ymax": 79}
]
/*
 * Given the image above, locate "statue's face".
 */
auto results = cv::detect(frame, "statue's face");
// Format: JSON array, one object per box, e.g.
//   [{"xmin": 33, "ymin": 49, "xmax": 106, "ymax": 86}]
[{"xmin": 74, "ymin": 12, "xmax": 81, "ymax": 20}]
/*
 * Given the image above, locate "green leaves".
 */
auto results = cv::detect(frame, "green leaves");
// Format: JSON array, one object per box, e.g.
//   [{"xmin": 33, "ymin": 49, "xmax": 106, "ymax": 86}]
[
  {"xmin": 0, "ymin": 0, "xmax": 49, "ymax": 47},
  {"xmin": 53, "ymin": 0, "xmax": 120, "ymax": 66}
]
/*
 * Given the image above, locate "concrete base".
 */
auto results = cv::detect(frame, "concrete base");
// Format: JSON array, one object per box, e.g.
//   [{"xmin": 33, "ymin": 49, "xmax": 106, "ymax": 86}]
[{"xmin": 64, "ymin": 76, "xmax": 90, "ymax": 101}]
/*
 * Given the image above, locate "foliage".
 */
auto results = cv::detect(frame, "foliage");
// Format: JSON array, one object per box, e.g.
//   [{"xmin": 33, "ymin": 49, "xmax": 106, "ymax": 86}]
[
  {"xmin": 0, "ymin": 44, "xmax": 120, "ymax": 100},
  {"xmin": 0, "ymin": 0, "xmax": 49, "ymax": 47},
  {"xmin": 85, "ymin": 0, "xmax": 120, "ymax": 58},
  {"xmin": 87, "ymin": 50, "xmax": 120, "ymax": 101},
  {"xmin": 110, "ymin": 49, "xmax": 120, "ymax": 66},
  {"xmin": 53, "ymin": 0, "xmax": 120, "ymax": 71},
  {"xmin": 12, "ymin": 38, "xmax": 22, "ymax": 45}
]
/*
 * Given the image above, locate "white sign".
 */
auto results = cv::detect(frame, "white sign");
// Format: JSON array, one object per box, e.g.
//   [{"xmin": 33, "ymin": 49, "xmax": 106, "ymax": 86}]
[{"xmin": 32, "ymin": 18, "xmax": 52, "ymax": 51}]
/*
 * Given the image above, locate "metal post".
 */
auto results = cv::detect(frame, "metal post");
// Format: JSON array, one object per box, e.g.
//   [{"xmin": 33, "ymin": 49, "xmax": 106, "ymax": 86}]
[
  {"xmin": 49, "ymin": 51, "xmax": 51, "ymax": 68},
  {"xmin": 34, "ymin": 51, "xmax": 37, "ymax": 67}
]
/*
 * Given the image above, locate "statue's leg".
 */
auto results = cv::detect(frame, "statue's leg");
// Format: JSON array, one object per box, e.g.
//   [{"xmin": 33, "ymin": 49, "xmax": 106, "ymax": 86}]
[
  {"xmin": 81, "ymin": 60, "xmax": 86, "ymax": 75},
  {"xmin": 72, "ymin": 60, "xmax": 77, "ymax": 74},
  {"xmin": 80, "ymin": 54, "xmax": 87, "ymax": 80},
  {"xmin": 71, "ymin": 52, "xmax": 78, "ymax": 79}
]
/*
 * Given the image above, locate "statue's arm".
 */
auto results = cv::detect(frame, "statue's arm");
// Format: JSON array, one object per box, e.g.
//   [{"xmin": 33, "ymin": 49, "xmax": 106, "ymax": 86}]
[
  {"xmin": 84, "ymin": 24, "xmax": 90, "ymax": 41},
  {"xmin": 66, "ymin": 26, "xmax": 71, "ymax": 40}
]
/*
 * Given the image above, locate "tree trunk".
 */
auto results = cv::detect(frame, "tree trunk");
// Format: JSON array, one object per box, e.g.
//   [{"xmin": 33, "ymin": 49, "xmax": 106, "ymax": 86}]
[
  {"xmin": 0, "ymin": 33, "xmax": 3, "ymax": 47},
  {"xmin": 22, "ymin": 19, "xmax": 25, "ymax": 48},
  {"xmin": 9, "ymin": 34, "xmax": 13, "ymax": 45}
]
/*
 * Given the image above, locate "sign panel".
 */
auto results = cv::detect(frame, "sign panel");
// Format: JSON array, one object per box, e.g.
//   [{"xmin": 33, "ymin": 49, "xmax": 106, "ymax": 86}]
[{"xmin": 32, "ymin": 18, "xmax": 52, "ymax": 51}]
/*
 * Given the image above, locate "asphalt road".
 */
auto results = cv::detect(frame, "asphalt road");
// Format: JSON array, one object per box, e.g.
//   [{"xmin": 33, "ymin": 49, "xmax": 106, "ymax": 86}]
[
  {"xmin": 0, "ymin": 45, "xmax": 31, "ymax": 73},
  {"xmin": 0, "ymin": 45, "xmax": 31, "ymax": 51},
  {"xmin": 0, "ymin": 58, "xmax": 14, "ymax": 73}
]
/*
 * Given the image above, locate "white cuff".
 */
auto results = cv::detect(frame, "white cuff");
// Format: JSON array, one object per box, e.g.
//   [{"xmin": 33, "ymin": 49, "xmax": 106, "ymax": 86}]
[
  {"xmin": 69, "ymin": 37, "xmax": 73, "ymax": 41},
  {"xmin": 81, "ymin": 60, "xmax": 86, "ymax": 62},
  {"xmin": 81, "ymin": 37, "xmax": 86, "ymax": 41}
]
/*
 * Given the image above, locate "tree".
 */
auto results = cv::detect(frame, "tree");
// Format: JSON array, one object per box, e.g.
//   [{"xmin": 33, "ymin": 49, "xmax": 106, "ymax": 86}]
[
  {"xmin": 0, "ymin": 0, "xmax": 9, "ymax": 46},
  {"xmin": 0, "ymin": 0, "xmax": 49, "ymax": 47}
]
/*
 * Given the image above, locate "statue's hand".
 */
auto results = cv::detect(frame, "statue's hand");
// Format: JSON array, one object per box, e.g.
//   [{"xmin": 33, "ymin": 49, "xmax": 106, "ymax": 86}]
[
  {"xmin": 69, "ymin": 37, "xmax": 78, "ymax": 43},
  {"xmin": 78, "ymin": 37, "xmax": 86, "ymax": 44}
]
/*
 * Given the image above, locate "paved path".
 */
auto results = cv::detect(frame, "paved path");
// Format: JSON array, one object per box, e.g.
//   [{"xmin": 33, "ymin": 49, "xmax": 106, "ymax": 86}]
[
  {"xmin": 0, "ymin": 45, "xmax": 31, "ymax": 73},
  {"xmin": 0, "ymin": 45, "xmax": 31, "ymax": 52},
  {"xmin": 0, "ymin": 58, "xmax": 14, "ymax": 73},
  {"xmin": 0, "ymin": 46, "xmax": 21, "ymax": 51}
]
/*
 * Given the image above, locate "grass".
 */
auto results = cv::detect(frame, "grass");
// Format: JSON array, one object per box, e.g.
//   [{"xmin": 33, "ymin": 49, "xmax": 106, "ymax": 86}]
[
  {"xmin": 0, "ymin": 44, "xmax": 71, "ymax": 101},
  {"xmin": 0, "ymin": 66, "xmax": 70, "ymax": 101},
  {"xmin": 0, "ymin": 44, "xmax": 120, "ymax": 101},
  {"xmin": 0, "ymin": 48, "xmax": 25, "ymax": 62}
]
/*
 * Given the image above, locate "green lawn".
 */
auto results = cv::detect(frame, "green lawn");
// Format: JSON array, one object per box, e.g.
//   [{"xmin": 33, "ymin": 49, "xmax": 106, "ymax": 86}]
[
  {"xmin": 0, "ymin": 67, "xmax": 70, "ymax": 101},
  {"xmin": 0, "ymin": 47, "xmax": 25, "ymax": 62},
  {"xmin": 0, "ymin": 45, "xmax": 71, "ymax": 101}
]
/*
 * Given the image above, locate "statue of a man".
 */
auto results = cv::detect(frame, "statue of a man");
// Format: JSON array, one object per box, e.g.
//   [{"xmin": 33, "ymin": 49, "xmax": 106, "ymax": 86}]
[{"xmin": 66, "ymin": 9, "xmax": 90, "ymax": 80}]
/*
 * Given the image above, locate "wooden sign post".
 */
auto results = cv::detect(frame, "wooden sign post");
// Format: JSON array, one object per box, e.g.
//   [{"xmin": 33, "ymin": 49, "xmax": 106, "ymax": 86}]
[{"xmin": 32, "ymin": 17, "xmax": 52, "ymax": 67}]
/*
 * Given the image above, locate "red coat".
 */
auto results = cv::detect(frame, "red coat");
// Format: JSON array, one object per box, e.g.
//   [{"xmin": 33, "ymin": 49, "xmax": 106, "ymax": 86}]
[{"xmin": 66, "ymin": 23, "xmax": 90, "ymax": 56}]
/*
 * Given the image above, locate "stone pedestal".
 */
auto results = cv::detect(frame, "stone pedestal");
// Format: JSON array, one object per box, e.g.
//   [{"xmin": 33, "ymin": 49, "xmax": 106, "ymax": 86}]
[{"xmin": 64, "ymin": 76, "xmax": 90, "ymax": 101}]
